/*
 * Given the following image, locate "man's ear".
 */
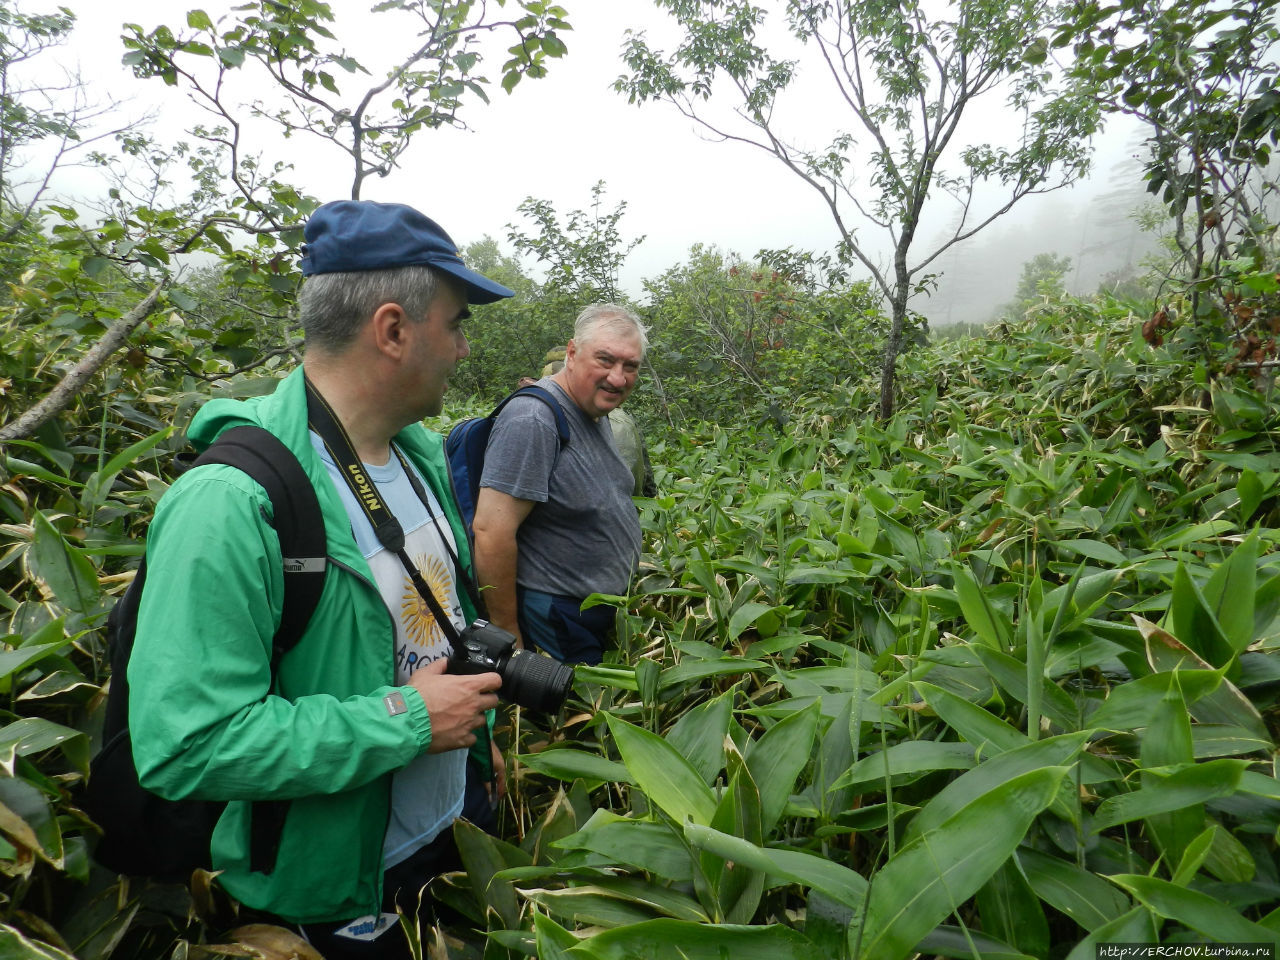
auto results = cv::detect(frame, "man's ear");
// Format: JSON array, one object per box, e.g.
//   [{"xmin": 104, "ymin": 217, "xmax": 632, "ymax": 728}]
[{"xmin": 370, "ymin": 301, "xmax": 409, "ymax": 359}]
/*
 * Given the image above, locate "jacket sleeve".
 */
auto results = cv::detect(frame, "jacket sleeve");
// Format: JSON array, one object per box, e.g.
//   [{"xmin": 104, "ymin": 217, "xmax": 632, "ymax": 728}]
[{"xmin": 128, "ymin": 465, "xmax": 433, "ymax": 802}]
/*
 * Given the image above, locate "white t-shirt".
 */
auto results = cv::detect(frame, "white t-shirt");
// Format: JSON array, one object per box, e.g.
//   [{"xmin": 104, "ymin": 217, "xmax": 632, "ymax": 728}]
[{"xmin": 312, "ymin": 436, "xmax": 468, "ymax": 869}]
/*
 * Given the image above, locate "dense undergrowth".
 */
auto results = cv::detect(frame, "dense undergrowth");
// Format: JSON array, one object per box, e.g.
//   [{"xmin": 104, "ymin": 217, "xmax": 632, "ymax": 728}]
[{"xmin": 2, "ymin": 295, "xmax": 1279, "ymax": 957}]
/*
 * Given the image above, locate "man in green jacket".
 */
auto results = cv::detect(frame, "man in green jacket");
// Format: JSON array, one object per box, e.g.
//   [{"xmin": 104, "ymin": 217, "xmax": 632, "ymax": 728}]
[{"xmin": 128, "ymin": 200, "xmax": 512, "ymax": 957}]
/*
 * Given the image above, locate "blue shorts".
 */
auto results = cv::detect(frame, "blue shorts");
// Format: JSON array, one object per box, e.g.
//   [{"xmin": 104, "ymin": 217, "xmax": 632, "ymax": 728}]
[{"xmin": 517, "ymin": 588, "xmax": 613, "ymax": 665}]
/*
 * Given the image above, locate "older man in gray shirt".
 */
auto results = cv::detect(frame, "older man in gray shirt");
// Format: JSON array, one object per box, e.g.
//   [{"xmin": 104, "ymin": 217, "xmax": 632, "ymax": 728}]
[{"xmin": 472, "ymin": 304, "xmax": 646, "ymax": 664}]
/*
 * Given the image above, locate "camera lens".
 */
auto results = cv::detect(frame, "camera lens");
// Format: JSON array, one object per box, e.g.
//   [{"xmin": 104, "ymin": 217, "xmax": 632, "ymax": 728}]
[{"xmin": 502, "ymin": 649, "xmax": 574, "ymax": 713}]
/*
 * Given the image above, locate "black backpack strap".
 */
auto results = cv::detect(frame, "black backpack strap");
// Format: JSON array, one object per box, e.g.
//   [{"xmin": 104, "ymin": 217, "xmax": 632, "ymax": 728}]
[
  {"xmin": 192, "ymin": 425, "xmax": 327, "ymax": 667},
  {"xmin": 189, "ymin": 425, "xmax": 327, "ymax": 875}
]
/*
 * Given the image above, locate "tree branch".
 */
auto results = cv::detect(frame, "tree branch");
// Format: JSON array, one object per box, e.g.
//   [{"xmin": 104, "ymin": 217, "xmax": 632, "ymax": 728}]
[{"xmin": 0, "ymin": 283, "xmax": 167, "ymax": 443}]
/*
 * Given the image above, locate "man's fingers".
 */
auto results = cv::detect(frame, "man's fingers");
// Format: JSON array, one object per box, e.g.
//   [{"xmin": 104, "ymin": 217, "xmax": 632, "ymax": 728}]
[{"xmin": 470, "ymin": 671, "xmax": 503, "ymax": 693}]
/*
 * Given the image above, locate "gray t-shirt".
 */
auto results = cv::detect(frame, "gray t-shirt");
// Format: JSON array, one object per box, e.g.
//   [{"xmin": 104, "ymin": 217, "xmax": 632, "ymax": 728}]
[{"xmin": 480, "ymin": 378, "xmax": 641, "ymax": 598}]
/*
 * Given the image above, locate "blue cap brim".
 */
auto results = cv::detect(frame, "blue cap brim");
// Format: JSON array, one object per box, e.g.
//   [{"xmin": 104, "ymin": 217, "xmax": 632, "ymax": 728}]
[{"xmin": 432, "ymin": 260, "xmax": 515, "ymax": 305}]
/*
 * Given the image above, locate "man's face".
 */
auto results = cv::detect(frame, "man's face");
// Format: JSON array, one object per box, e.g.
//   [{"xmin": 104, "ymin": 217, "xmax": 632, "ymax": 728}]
[
  {"xmin": 407, "ymin": 279, "xmax": 470, "ymax": 419},
  {"xmin": 560, "ymin": 323, "xmax": 643, "ymax": 420}
]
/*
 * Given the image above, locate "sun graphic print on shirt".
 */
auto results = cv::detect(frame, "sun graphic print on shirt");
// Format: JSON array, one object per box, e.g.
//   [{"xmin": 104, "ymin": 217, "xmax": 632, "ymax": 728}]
[{"xmin": 404, "ymin": 552, "xmax": 460, "ymax": 660}]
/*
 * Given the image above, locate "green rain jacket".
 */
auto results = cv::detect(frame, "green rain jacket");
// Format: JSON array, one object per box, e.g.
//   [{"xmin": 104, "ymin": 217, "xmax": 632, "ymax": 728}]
[{"xmin": 128, "ymin": 367, "xmax": 484, "ymax": 924}]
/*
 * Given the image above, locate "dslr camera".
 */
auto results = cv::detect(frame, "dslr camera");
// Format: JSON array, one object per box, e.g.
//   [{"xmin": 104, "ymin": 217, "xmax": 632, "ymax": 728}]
[{"xmin": 448, "ymin": 619, "xmax": 574, "ymax": 713}]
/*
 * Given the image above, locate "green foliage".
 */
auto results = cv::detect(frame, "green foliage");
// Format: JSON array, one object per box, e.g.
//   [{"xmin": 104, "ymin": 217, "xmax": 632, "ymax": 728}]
[
  {"xmin": 450, "ymin": 183, "xmax": 648, "ymax": 404},
  {"xmin": 1057, "ymin": 0, "xmax": 1280, "ymax": 374},
  {"xmin": 636, "ymin": 245, "xmax": 885, "ymax": 424},
  {"xmin": 508, "ymin": 180, "xmax": 643, "ymax": 307},
  {"xmin": 615, "ymin": 0, "xmax": 1101, "ymax": 416},
  {"xmin": 443, "ymin": 294, "xmax": 1280, "ymax": 957},
  {"xmin": 1002, "ymin": 252, "xmax": 1074, "ymax": 320},
  {"xmin": 5, "ymin": 1, "xmax": 1280, "ymax": 957}
]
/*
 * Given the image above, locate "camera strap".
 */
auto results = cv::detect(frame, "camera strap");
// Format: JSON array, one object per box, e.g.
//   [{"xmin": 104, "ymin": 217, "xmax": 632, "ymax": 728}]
[{"xmin": 304, "ymin": 376, "xmax": 466, "ymax": 650}]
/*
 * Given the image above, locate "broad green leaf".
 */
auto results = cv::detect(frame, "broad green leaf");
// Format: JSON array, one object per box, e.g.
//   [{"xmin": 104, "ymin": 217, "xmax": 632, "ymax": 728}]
[
  {"xmin": 80, "ymin": 426, "xmax": 172, "ymax": 514},
  {"xmin": 726, "ymin": 602, "xmax": 775, "ymax": 641},
  {"xmin": 1168, "ymin": 562, "xmax": 1235, "ymax": 667},
  {"xmin": 534, "ymin": 912, "xmax": 580, "ymax": 960},
  {"xmin": 1237, "ymin": 469, "xmax": 1264, "ymax": 523},
  {"xmin": 567, "ymin": 919, "xmax": 815, "ymax": 960},
  {"xmin": 574, "ymin": 663, "xmax": 638, "ymax": 691},
  {"xmin": 1152, "ymin": 520, "xmax": 1234, "ymax": 549},
  {"xmin": 833, "ymin": 740, "xmax": 975, "ymax": 793},
  {"xmin": 857, "ymin": 766, "xmax": 1067, "ymax": 960},
  {"xmin": 1052, "ymin": 539, "xmax": 1127, "ymax": 566},
  {"xmin": 528, "ymin": 875, "xmax": 708, "ymax": 923},
  {"xmin": 1192, "ymin": 724, "xmax": 1273, "ymax": 758},
  {"xmin": 915, "ymin": 681, "xmax": 1025, "ymax": 755},
  {"xmin": 1202, "ymin": 530, "xmax": 1259, "ymax": 655},
  {"xmin": 953, "ymin": 562, "xmax": 1011, "ymax": 648},
  {"xmin": 0, "ymin": 718, "xmax": 89, "ymax": 777},
  {"xmin": 745, "ymin": 700, "xmax": 820, "ymax": 833},
  {"xmin": 604, "ymin": 714, "xmax": 715, "ymax": 826},
  {"xmin": 816, "ymin": 692, "xmax": 857, "ymax": 818},
  {"xmin": 554, "ymin": 810, "xmax": 692, "ymax": 882},
  {"xmin": 665, "ymin": 692, "xmax": 732, "ymax": 786},
  {"xmin": 3, "ymin": 457, "xmax": 77, "ymax": 486},
  {"xmin": 27, "ymin": 513, "xmax": 99, "ymax": 614},
  {"xmin": 453, "ymin": 818, "xmax": 530, "ymax": 929},
  {"xmin": 520, "ymin": 884, "xmax": 672, "ymax": 928},
  {"xmin": 976, "ymin": 857, "xmax": 1049, "ymax": 958},
  {"xmin": 1045, "ymin": 636, "xmax": 1128, "ymax": 677},
  {"xmin": 1138, "ymin": 676, "xmax": 1200, "ymax": 865},
  {"xmin": 1109, "ymin": 874, "xmax": 1280, "ymax": 942},
  {"xmin": 970, "ymin": 646, "xmax": 1080, "ymax": 729},
  {"xmin": 703, "ymin": 747, "xmax": 765, "ymax": 924},
  {"xmin": 1172, "ymin": 824, "xmax": 1217, "ymax": 886},
  {"xmin": 916, "ymin": 924, "xmax": 1032, "ymax": 960},
  {"xmin": 685, "ymin": 822, "xmax": 868, "ymax": 910},
  {"xmin": 1238, "ymin": 771, "xmax": 1280, "ymax": 802},
  {"xmin": 906, "ymin": 733, "xmax": 1087, "ymax": 842},
  {"xmin": 518, "ymin": 747, "xmax": 631, "ymax": 785},
  {"xmin": 1138, "ymin": 617, "xmax": 1271, "ymax": 743},
  {"xmin": 0, "ymin": 642, "xmax": 74, "ymax": 685},
  {"xmin": 1202, "ymin": 821, "xmax": 1256, "ymax": 884},
  {"xmin": 1063, "ymin": 907, "xmax": 1158, "ymax": 960},
  {"xmin": 1093, "ymin": 760, "xmax": 1247, "ymax": 832},
  {"xmin": 1041, "ymin": 569, "xmax": 1123, "ymax": 633},
  {"xmin": 0, "ymin": 776, "xmax": 62, "ymax": 869},
  {"xmin": 659, "ymin": 657, "xmax": 768, "ymax": 688},
  {"xmin": 1017, "ymin": 848, "xmax": 1130, "ymax": 931},
  {"xmin": 1088, "ymin": 669, "xmax": 1223, "ymax": 731},
  {"xmin": 0, "ymin": 924, "xmax": 78, "ymax": 960}
]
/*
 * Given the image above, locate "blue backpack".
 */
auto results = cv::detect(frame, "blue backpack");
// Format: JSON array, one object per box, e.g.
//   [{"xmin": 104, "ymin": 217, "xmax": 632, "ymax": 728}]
[{"xmin": 446, "ymin": 385, "xmax": 569, "ymax": 538}]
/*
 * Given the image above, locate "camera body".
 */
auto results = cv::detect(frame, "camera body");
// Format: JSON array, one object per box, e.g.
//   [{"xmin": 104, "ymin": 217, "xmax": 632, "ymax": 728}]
[{"xmin": 448, "ymin": 619, "xmax": 574, "ymax": 713}]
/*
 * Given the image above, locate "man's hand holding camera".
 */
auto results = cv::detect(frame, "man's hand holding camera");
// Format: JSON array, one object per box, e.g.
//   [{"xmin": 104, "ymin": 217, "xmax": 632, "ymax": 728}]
[{"xmin": 410, "ymin": 659, "xmax": 501, "ymax": 753}]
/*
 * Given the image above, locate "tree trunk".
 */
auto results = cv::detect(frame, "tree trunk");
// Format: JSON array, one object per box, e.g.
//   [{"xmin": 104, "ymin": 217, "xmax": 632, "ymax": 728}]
[{"xmin": 878, "ymin": 290, "xmax": 909, "ymax": 420}]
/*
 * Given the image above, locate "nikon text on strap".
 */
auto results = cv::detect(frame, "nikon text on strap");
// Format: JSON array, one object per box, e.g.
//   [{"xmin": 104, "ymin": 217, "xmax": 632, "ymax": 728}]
[{"xmin": 303, "ymin": 376, "xmax": 470, "ymax": 648}]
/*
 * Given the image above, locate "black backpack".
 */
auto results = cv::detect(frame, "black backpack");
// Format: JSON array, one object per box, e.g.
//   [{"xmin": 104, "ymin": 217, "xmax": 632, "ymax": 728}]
[
  {"xmin": 81, "ymin": 425, "xmax": 326, "ymax": 881},
  {"xmin": 445, "ymin": 385, "xmax": 569, "ymax": 540}
]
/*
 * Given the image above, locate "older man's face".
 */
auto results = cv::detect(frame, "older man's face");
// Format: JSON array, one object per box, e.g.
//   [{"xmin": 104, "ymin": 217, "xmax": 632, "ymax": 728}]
[{"xmin": 560, "ymin": 325, "xmax": 642, "ymax": 420}]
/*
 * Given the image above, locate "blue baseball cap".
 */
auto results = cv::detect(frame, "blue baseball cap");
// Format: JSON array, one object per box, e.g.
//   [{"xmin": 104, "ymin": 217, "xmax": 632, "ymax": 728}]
[{"xmin": 300, "ymin": 200, "xmax": 515, "ymax": 304}]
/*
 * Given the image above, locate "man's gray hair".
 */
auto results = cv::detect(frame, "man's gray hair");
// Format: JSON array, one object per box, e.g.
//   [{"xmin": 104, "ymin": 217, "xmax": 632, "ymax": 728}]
[
  {"xmin": 574, "ymin": 303, "xmax": 649, "ymax": 357},
  {"xmin": 298, "ymin": 265, "xmax": 440, "ymax": 352}
]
